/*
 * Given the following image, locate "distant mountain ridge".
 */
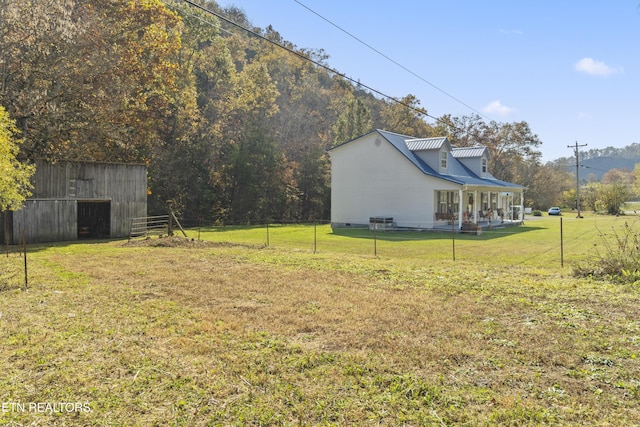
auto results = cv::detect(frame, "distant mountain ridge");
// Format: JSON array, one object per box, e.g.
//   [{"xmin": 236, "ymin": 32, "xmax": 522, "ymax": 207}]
[{"xmin": 550, "ymin": 143, "xmax": 640, "ymax": 181}]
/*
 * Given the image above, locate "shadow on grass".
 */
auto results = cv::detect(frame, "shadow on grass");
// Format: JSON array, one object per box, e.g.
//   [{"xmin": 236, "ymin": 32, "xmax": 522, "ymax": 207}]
[
  {"xmin": 3, "ymin": 237, "xmax": 127, "ymax": 254},
  {"xmin": 331, "ymin": 225, "xmax": 545, "ymax": 242}
]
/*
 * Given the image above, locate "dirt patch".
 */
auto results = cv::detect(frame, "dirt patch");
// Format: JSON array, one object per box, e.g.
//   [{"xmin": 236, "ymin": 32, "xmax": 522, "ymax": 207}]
[{"xmin": 123, "ymin": 235, "xmax": 235, "ymax": 248}]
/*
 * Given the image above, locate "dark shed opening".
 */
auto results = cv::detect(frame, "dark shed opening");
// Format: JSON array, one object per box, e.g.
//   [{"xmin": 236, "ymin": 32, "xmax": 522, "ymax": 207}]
[{"xmin": 77, "ymin": 201, "xmax": 110, "ymax": 239}]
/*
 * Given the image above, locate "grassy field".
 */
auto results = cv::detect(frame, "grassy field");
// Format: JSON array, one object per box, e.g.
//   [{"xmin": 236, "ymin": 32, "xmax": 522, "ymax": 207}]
[{"xmin": 1, "ymin": 213, "xmax": 640, "ymax": 425}]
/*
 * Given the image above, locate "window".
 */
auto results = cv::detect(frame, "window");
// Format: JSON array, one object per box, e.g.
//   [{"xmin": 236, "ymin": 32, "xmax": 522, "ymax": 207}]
[
  {"xmin": 490, "ymin": 193, "xmax": 498, "ymax": 211},
  {"xmin": 440, "ymin": 151, "xmax": 448, "ymax": 170},
  {"xmin": 437, "ymin": 191, "xmax": 459, "ymax": 214},
  {"xmin": 482, "ymin": 158, "xmax": 488, "ymax": 174},
  {"xmin": 481, "ymin": 193, "xmax": 489, "ymax": 211}
]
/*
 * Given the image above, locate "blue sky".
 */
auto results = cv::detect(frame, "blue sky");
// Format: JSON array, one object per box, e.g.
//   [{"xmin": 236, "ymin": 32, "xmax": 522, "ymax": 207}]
[{"xmin": 216, "ymin": 1, "xmax": 640, "ymax": 161}]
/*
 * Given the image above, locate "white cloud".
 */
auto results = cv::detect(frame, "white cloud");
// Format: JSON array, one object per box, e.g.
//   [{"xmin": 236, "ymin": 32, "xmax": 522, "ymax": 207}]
[
  {"xmin": 483, "ymin": 100, "xmax": 514, "ymax": 116},
  {"xmin": 575, "ymin": 57, "xmax": 623, "ymax": 76}
]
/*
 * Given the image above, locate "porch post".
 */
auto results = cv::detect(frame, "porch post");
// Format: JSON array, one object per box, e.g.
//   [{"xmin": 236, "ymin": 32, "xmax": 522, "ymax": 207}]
[
  {"xmin": 474, "ymin": 189, "xmax": 479, "ymax": 222},
  {"xmin": 458, "ymin": 188, "xmax": 464, "ymax": 229},
  {"xmin": 487, "ymin": 190, "xmax": 496, "ymax": 221},
  {"xmin": 511, "ymin": 193, "xmax": 515, "ymax": 219},
  {"xmin": 520, "ymin": 191, "xmax": 524, "ymax": 220}
]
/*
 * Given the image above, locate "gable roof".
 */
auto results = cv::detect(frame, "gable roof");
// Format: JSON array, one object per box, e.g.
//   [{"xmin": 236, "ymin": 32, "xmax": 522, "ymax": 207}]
[
  {"xmin": 330, "ymin": 129, "xmax": 523, "ymax": 190},
  {"xmin": 452, "ymin": 146, "xmax": 489, "ymax": 159},
  {"xmin": 373, "ymin": 130, "xmax": 464, "ymax": 185}
]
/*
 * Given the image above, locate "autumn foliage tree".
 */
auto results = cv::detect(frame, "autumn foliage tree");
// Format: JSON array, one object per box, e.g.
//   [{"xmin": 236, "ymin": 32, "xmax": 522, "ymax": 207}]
[
  {"xmin": 0, "ymin": 0, "xmax": 557, "ymax": 222},
  {"xmin": 0, "ymin": 107, "xmax": 34, "ymax": 212},
  {"xmin": 0, "ymin": 0, "xmax": 185, "ymax": 162},
  {"xmin": 436, "ymin": 114, "xmax": 555, "ymax": 208}
]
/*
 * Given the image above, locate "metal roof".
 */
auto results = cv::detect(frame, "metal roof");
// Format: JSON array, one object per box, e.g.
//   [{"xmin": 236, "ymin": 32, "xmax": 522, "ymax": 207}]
[
  {"xmin": 374, "ymin": 130, "xmax": 462, "ymax": 183},
  {"xmin": 451, "ymin": 146, "xmax": 488, "ymax": 158},
  {"xmin": 331, "ymin": 129, "xmax": 524, "ymax": 190},
  {"xmin": 405, "ymin": 137, "xmax": 448, "ymax": 151},
  {"xmin": 377, "ymin": 130, "xmax": 522, "ymax": 189}
]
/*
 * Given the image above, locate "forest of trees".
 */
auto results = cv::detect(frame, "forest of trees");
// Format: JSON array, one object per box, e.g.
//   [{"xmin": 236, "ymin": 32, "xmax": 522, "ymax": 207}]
[{"xmin": 0, "ymin": 0, "xmax": 594, "ymax": 222}]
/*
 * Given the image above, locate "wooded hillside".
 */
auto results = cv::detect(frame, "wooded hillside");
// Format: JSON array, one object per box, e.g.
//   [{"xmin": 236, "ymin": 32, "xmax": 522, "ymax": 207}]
[
  {"xmin": 551, "ymin": 144, "xmax": 640, "ymax": 181},
  {"xmin": 1, "ymin": 0, "xmax": 570, "ymax": 220}
]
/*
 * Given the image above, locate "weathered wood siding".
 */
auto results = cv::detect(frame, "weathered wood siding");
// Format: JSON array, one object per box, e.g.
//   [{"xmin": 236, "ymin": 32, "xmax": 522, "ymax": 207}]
[
  {"xmin": 11, "ymin": 160, "xmax": 147, "ymax": 243},
  {"xmin": 30, "ymin": 161, "xmax": 147, "ymax": 203},
  {"xmin": 12, "ymin": 200, "xmax": 77, "ymax": 243}
]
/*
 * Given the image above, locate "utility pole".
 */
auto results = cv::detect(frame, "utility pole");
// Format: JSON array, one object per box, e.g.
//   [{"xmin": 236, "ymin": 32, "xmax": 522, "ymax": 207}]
[{"xmin": 568, "ymin": 141, "xmax": 587, "ymax": 218}]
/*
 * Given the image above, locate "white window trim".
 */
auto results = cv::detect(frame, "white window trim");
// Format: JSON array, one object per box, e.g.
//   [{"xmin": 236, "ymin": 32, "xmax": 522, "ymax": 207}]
[{"xmin": 440, "ymin": 150, "xmax": 448, "ymax": 171}]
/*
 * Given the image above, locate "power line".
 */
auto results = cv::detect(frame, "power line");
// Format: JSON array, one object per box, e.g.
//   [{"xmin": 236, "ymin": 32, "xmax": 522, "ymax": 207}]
[
  {"xmin": 554, "ymin": 163, "xmax": 613, "ymax": 174},
  {"xmin": 292, "ymin": 0, "xmax": 489, "ymax": 120},
  {"xmin": 179, "ymin": 0, "xmax": 441, "ymax": 122},
  {"xmin": 580, "ymin": 164, "xmax": 610, "ymax": 173},
  {"xmin": 173, "ymin": 1, "xmax": 236, "ymax": 37}
]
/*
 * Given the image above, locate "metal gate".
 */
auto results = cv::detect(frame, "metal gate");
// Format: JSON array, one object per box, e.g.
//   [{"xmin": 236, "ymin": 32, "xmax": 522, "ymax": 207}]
[{"xmin": 128, "ymin": 215, "xmax": 169, "ymax": 240}]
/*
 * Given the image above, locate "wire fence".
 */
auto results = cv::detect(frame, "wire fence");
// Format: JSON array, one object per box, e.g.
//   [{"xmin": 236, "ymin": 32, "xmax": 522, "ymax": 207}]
[
  {"xmin": 173, "ymin": 216, "xmax": 614, "ymax": 268},
  {"xmin": 1, "ymin": 215, "xmax": 631, "ymax": 292}
]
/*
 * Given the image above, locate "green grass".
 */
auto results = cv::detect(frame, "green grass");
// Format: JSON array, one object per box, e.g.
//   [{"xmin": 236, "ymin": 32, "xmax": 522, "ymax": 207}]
[
  {"xmin": 1, "ymin": 212, "xmax": 640, "ymax": 425},
  {"xmin": 188, "ymin": 213, "xmax": 633, "ymax": 267}
]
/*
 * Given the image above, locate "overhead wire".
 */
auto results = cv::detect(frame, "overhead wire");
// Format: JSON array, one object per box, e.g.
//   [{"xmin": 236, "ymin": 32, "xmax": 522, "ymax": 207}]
[
  {"xmin": 173, "ymin": 1, "xmax": 236, "ymax": 37},
  {"xmin": 292, "ymin": 0, "xmax": 490, "ymax": 120},
  {"xmin": 179, "ymin": 0, "xmax": 447, "ymax": 123},
  {"xmin": 580, "ymin": 164, "xmax": 612, "ymax": 173}
]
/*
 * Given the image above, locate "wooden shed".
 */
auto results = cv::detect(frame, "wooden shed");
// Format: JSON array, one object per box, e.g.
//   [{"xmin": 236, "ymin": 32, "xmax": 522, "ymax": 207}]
[{"xmin": 1, "ymin": 160, "xmax": 147, "ymax": 244}]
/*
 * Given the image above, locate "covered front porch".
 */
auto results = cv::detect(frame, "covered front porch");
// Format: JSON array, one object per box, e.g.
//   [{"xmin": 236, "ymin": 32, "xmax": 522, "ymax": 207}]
[{"xmin": 434, "ymin": 187, "xmax": 525, "ymax": 230}]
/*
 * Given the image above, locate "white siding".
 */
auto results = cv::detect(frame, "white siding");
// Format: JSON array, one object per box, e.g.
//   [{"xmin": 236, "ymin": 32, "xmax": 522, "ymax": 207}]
[{"xmin": 331, "ymin": 134, "xmax": 459, "ymax": 228}]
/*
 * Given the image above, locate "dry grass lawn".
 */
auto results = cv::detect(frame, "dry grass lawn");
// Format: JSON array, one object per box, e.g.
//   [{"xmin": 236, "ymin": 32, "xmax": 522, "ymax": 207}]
[{"xmin": 1, "ymin": 231, "xmax": 640, "ymax": 425}]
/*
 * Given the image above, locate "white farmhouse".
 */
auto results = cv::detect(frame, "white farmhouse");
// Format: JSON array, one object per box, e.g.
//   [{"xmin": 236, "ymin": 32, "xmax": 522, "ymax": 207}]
[{"xmin": 329, "ymin": 129, "xmax": 525, "ymax": 230}]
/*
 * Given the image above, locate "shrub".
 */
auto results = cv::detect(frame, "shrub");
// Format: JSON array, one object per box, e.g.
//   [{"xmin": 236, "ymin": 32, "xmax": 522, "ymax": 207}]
[
  {"xmin": 573, "ymin": 220, "xmax": 640, "ymax": 285},
  {"xmin": 533, "ymin": 210, "xmax": 542, "ymax": 216},
  {"xmin": 460, "ymin": 221, "xmax": 478, "ymax": 233}
]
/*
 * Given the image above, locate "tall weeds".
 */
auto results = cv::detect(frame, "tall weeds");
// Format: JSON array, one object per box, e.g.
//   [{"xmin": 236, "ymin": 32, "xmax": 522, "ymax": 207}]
[{"xmin": 573, "ymin": 219, "xmax": 640, "ymax": 285}]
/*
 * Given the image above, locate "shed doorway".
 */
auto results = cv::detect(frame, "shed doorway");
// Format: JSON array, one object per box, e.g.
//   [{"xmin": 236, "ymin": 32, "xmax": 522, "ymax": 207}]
[{"xmin": 77, "ymin": 201, "xmax": 110, "ymax": 239}]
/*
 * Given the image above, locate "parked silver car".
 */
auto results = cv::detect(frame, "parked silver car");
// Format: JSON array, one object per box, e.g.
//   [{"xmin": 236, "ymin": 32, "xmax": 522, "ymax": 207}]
[{"xmin": 548, "ymin": 207, "xmax": 561, "ymax": 215}]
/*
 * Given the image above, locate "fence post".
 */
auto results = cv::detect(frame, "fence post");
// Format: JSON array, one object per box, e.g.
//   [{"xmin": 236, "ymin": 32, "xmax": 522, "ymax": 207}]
[
  {"xmin": 373, "ymin": 223, "xmax": 377, "ymax": 257},
  {"xmin": 451, "ymin": 218, "xmax": 456, "ymax": 262},
  {"xmin": 560, "ymin": 217, "xmax": 564, "ymax": 267},
  {"xmin": 20, "ymin": 224, "xmax": 27, "ymax": 289}
]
